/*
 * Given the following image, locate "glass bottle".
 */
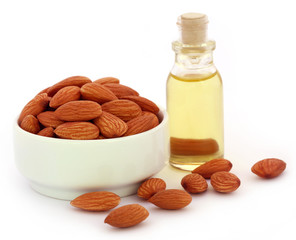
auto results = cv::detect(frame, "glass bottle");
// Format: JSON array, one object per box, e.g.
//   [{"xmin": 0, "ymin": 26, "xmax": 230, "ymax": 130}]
[{"xmin": 167, "ymin": 13, "xmax": 224, "ymax": 171}]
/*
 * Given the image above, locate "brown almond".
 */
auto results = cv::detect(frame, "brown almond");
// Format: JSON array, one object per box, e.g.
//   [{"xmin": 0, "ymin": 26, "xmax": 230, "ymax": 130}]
[
  {"xmin": 37, "ymin": 127, "xmax": 55, "ymax": 137},
  {"xmin": 104, "ymin": 204, "xmax": 149, "ymax": 228},
  {"xmin": 80, "ymin": 82, "xmax": 118, "ymax": 104},
  {"xmin": 49, "ymin": 86, "xmax": 81, "ymax": 108},
  {"xmin": 47, "ymin": 76, "xmax": 91, "ymax": 97},
  {"xmin": 55, "ymin": 100, "xmax": 102, "ymax": 121},
  {"xmin": 101, "ymin": 100, "xmax": 142, "ymax": 121},
  {"xmin": 54, "ymin": 122, "xmax": 100, "ymax": 140},
  {"xmin": 210, "ymin": 171, "xmax": 240, "ymax": 193},
  {"xmin": 93, "ymin": 111, "xmax": 128, "ymax": 138},
  {"xmin": 148, "ymin": 189, "xmax": 192, "ymax": 210},
  {"xmin": 104, "ymin": 83, "xmax": 139, "ymax": 98},
  {"xmin": 121, "ymin": 96, "xmax": 159, "ymax": 114},
  {"xmin": 137, "ymin": 178, "xmax": 166, "ymax": 200},
  {"xmin": 18, "ymin": 93, "xmax": 49, "ymax": 124},
  {"xmin": 192, "ymin": 158, "xmax": 233, "ymax": 179},
  {"xmin": 94, "ymin": 77, "xmax": 120, "ymax": 85},
  {"xmin": 20, "ymin": 115, "xmax": 40, "ymax": 134},
  {"xmin": 37, "ymin": 111, "xmax": 64, "ymax": 128},
  {"xmin": 251, "ymin": 158, "xmax": 286, "ymax": 179},
  {"xmin": 181, "ymin": 173, "xmax": 208, "ymax": 193},
  {"xmin": 70, "ymin": 191, "xmax": 120, "ymax": 211},
  {"xmin": 124, "ymin": 114, "xmax": 159, "ymax": 136}
]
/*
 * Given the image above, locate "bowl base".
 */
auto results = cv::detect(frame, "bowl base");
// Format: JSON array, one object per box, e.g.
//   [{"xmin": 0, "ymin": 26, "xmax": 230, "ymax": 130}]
[{"xmin": 30, "ymin": 182, "xmax": 142, "ymax": 200}]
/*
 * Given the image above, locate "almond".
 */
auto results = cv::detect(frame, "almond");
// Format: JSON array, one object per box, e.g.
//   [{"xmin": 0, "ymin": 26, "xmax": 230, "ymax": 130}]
[
  {"xmin": 49, "ymin": 86, "xmax": 81, "ymax": 108},
  {"xmin": 20, "ymin": 115, "xmax": 40, "ymax": 134},
  {"xmin": 37, "ymin": 111, "xmax": 64, "ymax": 128},
  {"xmin": 70, "ymin": 191, "xmax": 120, "ymax": 211},
  {"xmin": 47, "ymin": 76, "xmax": 91, "ymax": 97},
  {"xmin": 93, "ymin": 111, "xmax": 128, "ymax": 138},
  {"xmin": 80, "ymin": 82, "xmax": 118, "ymax": 104},
  {"xmin": 37, "ymin": 127, "xmax": 55, "ymax": 137},
  {"xmin": 148, "ymin": 189, "xmax": 192, "ymax": 210},
  {"xmin": 94, "ymin": 77, "xmax": 120, "ymax": 85},
  {"xmin": 251, "ymin": 158, "xmax": 286, "ymax": 179},
  {"xmin": 104, "ymin": 204, "xmax": 149, "ymax": 228},
  {"xmin": 210, "ymin": 171, "xmax": 240, "ymax": 193},
  {"xmin": 18, "ymin": 93, "xmax": 49, "ymax": 124},
  {"xmin": 104, "ymin": 83, "xmax": 139, "ymax": 98},
  {"xmin": 181, "ymin": 173, "xmax": 208, "ymax": 193},
  {"xmin": 170, "ymin": 137, "xmax": 219, "ymax": 156},
  {"xmin": 54, "ymin": 122, "xmax": 100, "ymax": 140},
  {"xmin": 101, "ymin": 100, "xmax": 142, "ymax": 121},
  {"xmin": 124, "ymin": 114, "xmax": 159, "ymax": 136},
  {"xmin": 137, "ymin": 178, "xmax": 166, "ymax": 200},
  {"xmin": 192, "ymin": 158, "xmax": 233, "ymax": 179},
  {"xmin": 55, "ymin": 100, "xmax": 102, "ymax": 121},
  {"xmin": 121, "ymin": 96, "xmax": 159, "ymax": 114}
]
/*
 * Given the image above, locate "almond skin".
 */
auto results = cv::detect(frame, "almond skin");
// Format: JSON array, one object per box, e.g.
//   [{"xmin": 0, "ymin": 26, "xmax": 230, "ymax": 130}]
[
  {"xmin": 121, "ymin": 96, "xmax": 159, "ymax": 114},
  {"xmin": 94, "ymin": 77, "xmax": 120, "ymax": 85},
  {"xmin": 148, "ymin": 189, "xmax": 192, "ymax": 210},
  {"xmin": 210, "ymin": 171, "xmax": 241, "ymax": 193},
  {"xmin": 80, "ymin": 82, "xmax": 118, "ymax": 104},
  {"xmin": 49, "ymin": 86, "xmax": 81, "ymax": 108},
  {"xmin": 70, "ymin": 191, "xmax": 120, "ymax": 211},
  {"xmin": 55, "ymin": 100, "xmax": 102, "ymax": 121},
  {"xmin": 124, "ymin": 113, "xmax": 159, "ymax": 136},
  {"xmin": 93, "ymin": 111, "xmax": 128, "ymax": 138},
  {"xmin": 104, "ymin": 83, "xmax": 139, "ymax": 98},
  {"xmin": 18, "ymin": 93, "xmax": 49, "ymax": 124},
  {"xmin": 101, "ymin": 100, "xmax": 142, "ymax": 121},
  {"xmin": 37, "ymin": 127, "xmax": 55, "ymax": 137},
  {"xmin": 47, "ymin": 76, "xmax": 91, "ymax": 97},
  {"xmin": 192, "ymin": 158, "xmax": 233, "ymax": 179},
  {"xmin": 20, "ymin": 115, "xmax": 40, "ymax": 134},
  {"xmin": 181, "ymin": 173, "xmax": 208, "ymax": 193},
  {"xmin": 251, "ymin": 158, "xmax": 286, "ymax": 178},
  {"xmin": 54, "ymin": 122, "xmax": 100, "ymax": 140},
  {"xmin": 104, "ymin": 204, "xmax": 149, "ymax": 228},
  {"xmin": 137, "ymin": 178, "xmax": 166, "ymax": 200},
  {"xmin": 37, "ymin": 111, "xmax": 64, "ymax": 128}
]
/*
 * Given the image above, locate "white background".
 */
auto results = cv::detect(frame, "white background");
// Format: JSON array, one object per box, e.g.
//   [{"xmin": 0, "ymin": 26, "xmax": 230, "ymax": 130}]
[{"xmin": 1, "ymin": 0, "xmax": 295, "ymax": 239}]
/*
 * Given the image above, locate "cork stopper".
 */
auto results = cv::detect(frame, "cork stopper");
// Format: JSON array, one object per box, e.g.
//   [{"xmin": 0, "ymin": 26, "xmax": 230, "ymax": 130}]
[{"xmin": 177, "ymin": 12, "xmax": 209, "ymax": 45}]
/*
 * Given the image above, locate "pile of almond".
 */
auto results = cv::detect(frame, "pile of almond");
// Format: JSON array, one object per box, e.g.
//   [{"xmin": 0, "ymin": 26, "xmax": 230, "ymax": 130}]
[
  {"xmin": 70, "ymin": 157, "xmax": 286, "ymax": 228},
  {"xmin": 18, "ymin": 76, "xmax": 160, "ymax": 139}
]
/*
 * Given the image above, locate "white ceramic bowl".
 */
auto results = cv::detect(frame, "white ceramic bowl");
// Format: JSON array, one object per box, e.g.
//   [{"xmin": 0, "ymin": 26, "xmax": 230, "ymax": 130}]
[{"xmin": 13, "ymin": 107, "xmax": 169, "ymax": 200}]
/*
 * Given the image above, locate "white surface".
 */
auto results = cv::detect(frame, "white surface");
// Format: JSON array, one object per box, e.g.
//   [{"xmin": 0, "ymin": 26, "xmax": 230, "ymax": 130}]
[{"xmin": 0, "ymin": 0, "xmax": 295, "ymax": 239}]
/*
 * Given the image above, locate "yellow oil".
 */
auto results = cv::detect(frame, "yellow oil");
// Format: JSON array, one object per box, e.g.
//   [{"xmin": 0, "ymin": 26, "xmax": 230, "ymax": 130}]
[{"xmin": 167, "ymin": 71, "xmax": 224, "ymax": 171}]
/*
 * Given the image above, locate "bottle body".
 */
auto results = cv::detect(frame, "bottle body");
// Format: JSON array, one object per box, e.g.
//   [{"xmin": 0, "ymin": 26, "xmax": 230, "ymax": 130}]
[{"xmin": 167, "ymin": 41, "xmax": 224, "ymax": 171}]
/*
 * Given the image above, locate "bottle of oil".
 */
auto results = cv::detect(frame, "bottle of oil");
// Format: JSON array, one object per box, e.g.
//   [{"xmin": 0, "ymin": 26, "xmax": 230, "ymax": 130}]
[{"xmin": 167, "ymin": 13, "xmax": 224, "ymax": 171}]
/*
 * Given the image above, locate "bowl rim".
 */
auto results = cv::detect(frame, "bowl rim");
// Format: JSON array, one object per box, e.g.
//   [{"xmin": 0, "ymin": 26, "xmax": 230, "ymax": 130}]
[{"xmin": 14, "ymin": 105, "xmax": 168, "ymax": 143}]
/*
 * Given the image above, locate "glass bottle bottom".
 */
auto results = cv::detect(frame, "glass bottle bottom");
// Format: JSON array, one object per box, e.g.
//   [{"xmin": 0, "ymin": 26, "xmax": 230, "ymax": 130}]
[{"xmin": 169, "ymin": 153, "xmax": 224, "ymax": 171}]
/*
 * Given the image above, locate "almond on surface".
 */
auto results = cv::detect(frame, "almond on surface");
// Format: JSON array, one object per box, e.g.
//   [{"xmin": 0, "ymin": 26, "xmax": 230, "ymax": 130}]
[
  {"xmin": 192, "ymin": 158, "xmax": 233, "ymax": 179},
  {"xmin": 121, "ymin": 96, "xmax": 159, "ymax": 114},
  {"xmin": 251, "ymin": 158, "xmax": 286, "ymax": 179},
  {"xmin": 137, "ymin": 178, "xmax": 166, "ymax": 200},
  {"xmin": 47, "ymin": 76, "xmax": 91, "ymax": 97},
  {"xmin": 55, "ymin": 100, "xmax": 102, "ymax": 121},
  {"xmin": 94, "ymin": 77, "xmax": 120, "ymax": 85},
  {"xmin": 93, "ymin": 111, "xmax": 128, "ymax": 138},
  {"xmin": 148, "ymin": 189, "xmax": 192, "ymax": 210},
  {"xmin": 20, "ymin": 115, "xmax": 40, "ymax": 134},
  {"xmin": 54, "ymin": 122, "xmax": 100, "ymax": 140},
  {"xmin": 70, "ymin": 191, "xmax": 120, "ymax": 211},
  {"xmin": 181, "ymin": 173, "xmax": 208, "ymax": 193},
  {"xmin": 210, "ymin": 171, "xmax": 240, "ymax": 193},
  {"xmin": 80, "ymin": 82, "xmax": 118, "ymax": 104},
  {"xmin": 37, "ymin": 127, "xmax": 55, "ymax": 137},
  {"xmin": 18, "ymin": 93, "xmax": 49, "ymax": 124},
  {"xmin": 37, "ymin": 111, "xmax": 64, "ymax": 128},
  {"xmin": 104, "ymin": 204, "xmax": 149, "ymax": 228},
  {"xmin": 104, "ymin": 83, "xmax": 139, "ymax": 98},
  {"xmin": 49, "ymin": 86, "xmax": 81, "ymax": 108},
  {"xmin": 124, "ymin": 113, "xmax": 159, "ymax": 136},
  {"xmin": 101, "ymin": 99, "xmax": 142, "ymax": 121}
]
